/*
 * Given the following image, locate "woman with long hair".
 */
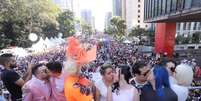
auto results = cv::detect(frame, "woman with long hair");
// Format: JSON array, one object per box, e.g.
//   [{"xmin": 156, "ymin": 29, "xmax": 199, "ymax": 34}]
[
  {"xmin": 141, "ymin": 65, "xmax": 178, "ymax": 101},
  {"xmin": 108, "ymin": 65, "xmax": 140, "ymax": 101},
  {"xmin": 95, "ymin": 62, "xmax": 115, "ymax": 101}
]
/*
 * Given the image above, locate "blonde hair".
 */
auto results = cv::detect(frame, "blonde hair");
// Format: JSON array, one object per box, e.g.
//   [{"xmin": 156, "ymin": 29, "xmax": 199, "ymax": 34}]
[
  {"xmin": 63, "ymin": 58, "xmax": 78, "ymax": 75},
  {"xmin": 175, "ymin": 64, "xmax": 193, "ymax": 86}
]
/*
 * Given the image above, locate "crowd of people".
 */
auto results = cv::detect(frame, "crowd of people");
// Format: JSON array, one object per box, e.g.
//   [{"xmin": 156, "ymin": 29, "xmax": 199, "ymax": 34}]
[{"xmin": 0, "ymin": 36, "xmax": 200, "ymax": 101}]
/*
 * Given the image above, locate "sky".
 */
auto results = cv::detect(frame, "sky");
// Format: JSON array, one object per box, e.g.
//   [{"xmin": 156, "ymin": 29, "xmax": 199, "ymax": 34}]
[{"xmin": 79, "ymin": 0, "xmax": 112, "ymax": 31}]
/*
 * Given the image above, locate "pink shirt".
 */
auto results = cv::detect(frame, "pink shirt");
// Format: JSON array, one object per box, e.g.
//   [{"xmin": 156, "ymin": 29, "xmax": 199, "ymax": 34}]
[
  {"xmin": 22, "ymin": 76, "xmax": 51, "ymax": 101},
  {"xmin": 49, "ymin": 71, "xmax": 67, "ymax": 101}
]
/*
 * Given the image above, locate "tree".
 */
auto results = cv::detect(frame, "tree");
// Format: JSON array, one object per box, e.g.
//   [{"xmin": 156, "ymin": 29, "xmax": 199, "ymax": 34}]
[
  {"xmin": 0, "ymin": 0, "xmax": 60, "ymax": 49},
  {"xmin": 192, "ymin": 32, "xmax": 201, "ymax": 44},
  {"xmin": 80, "ymin": 21, "xmax": 93, "ymax": 35},
  {"xmin": 57, "ymin": 10, "xmax": 75, "ymax": 38},
  {"xmin": 176, "ymin": 35, "xmax": 191, "ymax": 44},
  {"xmin": 25, "ymin": 0, "xmax": 60, "ymax": 36},
  {"xmin": 176, "ymin": 35, "xmax": 183, "ymax": 44},
  {"xmin": 105, "ymin": 16, "xmax": 126, "ymax": 41},
  {"xmin": 146, "ymin": 30, "xmax": 155, "ymax": 46},
  {"xmin": 129, "ymin": 27, "xmax": 154, "ymax": 45},
  {"xmin": 129, "ymin": 27, "xmax": 146, "ymax": 39}
]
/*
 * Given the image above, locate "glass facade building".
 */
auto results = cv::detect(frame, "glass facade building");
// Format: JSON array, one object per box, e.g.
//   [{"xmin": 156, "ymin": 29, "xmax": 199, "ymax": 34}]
[{"xmin": 144, "ymin": 0, "xmax": 201, "ymax": 22}]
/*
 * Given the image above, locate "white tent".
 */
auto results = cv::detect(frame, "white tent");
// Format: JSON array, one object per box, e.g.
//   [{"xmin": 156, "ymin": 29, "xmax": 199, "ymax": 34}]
[
  {"xmin": 123, "ymin": 40, "xmax": 132, "ymax": 43},
  {"xmin": 31, "ymin": 37, "xmax": 46, "ymax": 52},
  {"xmin": 0, "ymin": 47, "xmax": 29, "ymax": 57},
  {"xmin": 44, "ymin": 37, "xmax": 54, "ymax": 48}
]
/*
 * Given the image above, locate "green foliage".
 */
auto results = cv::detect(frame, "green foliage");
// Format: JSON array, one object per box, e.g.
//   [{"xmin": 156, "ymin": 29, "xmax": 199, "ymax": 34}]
[
  {"xmin": 129, "ymin": 27, "xmax": 146, "ymax": 38},
  {"xmin": 81, "ymin": 22, "xmax": 93, "ymax": 35},
  {"xmin": 129, "ymin": 27, "xmax": 154, "ymax": 45},
  {"xmin": 192, "ymin": 32, "xmax": 201, "ymax": 44},
  {"xmin": 176, "ymin": 35, "xmax": 183, "ymax": 44},
  {"xmin": 57, "ymin": 10, "xmax": 75, "ymax": 38},
  {"xmin": 176, "ymin": 34, "xmax": 197, "ymax": 44},
  {"xmin": 146, "ymin": 30, "xmax": 155, "ymax": 46},
  {"xmin": 0, "ymin": 0, "xmax": 62, "ymax": 49},
  {"xmin": 105, "ymin": 16, "xmax": 126, "ymax": 41},
  {"xmin": 176, "ymin": 32, "xmax": 201, "ymax": 45}
]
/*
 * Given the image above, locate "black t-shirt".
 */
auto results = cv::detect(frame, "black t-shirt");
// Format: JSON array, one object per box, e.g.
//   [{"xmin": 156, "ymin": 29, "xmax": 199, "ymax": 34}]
[{"xmin": 1, "ymin": 69, "xmax": 22, "ymax": 101}]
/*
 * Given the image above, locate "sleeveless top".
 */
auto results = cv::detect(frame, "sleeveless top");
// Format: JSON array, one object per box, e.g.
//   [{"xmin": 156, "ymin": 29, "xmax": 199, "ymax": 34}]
[
  {"xmin": 95, "ymin": 79, "xmax": 107, "ymax": 101},
  {"xmin": 112, "ymin": 87, "xmax": 134, "ymax": 101}
]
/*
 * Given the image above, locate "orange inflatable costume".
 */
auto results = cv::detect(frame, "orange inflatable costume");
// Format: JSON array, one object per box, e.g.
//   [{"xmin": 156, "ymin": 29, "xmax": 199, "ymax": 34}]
[{"xmin": 64, "ymin": 36, "xmax": 97, "ymax": 101}]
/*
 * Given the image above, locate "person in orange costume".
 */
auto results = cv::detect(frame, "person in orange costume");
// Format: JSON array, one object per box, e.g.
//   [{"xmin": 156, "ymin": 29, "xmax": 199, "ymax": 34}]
[{"xmin": 64, "ymin": 36, "xmax": 97, "ymax": 101}]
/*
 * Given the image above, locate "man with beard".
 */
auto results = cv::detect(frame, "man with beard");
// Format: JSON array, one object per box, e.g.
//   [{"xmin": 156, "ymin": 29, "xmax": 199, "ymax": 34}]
[
  {"xmin": 64, "ymin": 36, "xmax": 97, "ymax": 101},
  {"xmin": 0, "ymin": 54, "xmax": 32, "ymax": 101}
]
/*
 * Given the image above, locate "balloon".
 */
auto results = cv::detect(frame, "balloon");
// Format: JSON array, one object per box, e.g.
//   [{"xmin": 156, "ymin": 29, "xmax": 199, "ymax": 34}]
[{"xmin": 29, "ymin": 33, "xmax": 38, "ymax": 42}]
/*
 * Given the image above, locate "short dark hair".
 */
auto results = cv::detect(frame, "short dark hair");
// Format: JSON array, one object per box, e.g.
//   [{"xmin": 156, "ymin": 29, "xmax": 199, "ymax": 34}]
[
  {"xmin": 100, "ymin": 62, "xmax": 113, "ymax": 75},
  {"xmin": 46, "ymin": 62, "xmax": 62, "ymax": 73},
  {"xmin": 0, "ymin": 53, "xmax": 14, "ymax": 66},
  {"xmin": 32, "ymin": 64, "xmax": 44, "ymax": 76},
  {"xmin": 132, "ymin": 61, "xmax": 147, "ymax": 75}
]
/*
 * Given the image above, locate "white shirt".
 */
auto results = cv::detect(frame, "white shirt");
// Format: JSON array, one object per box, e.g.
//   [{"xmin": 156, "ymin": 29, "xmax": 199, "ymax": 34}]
[
  {"xmin": 169, "ymin": 76, "xmax": 188, "ymax": 101},
  {"xmin": 95, "ymin": 79, "xmax": 107, "ymax": 101},
  {"xmin": 133, "ymin": 77, "xmax": 147, "ymax": 88},
  {"xmin": 169, "ymin": 76, "xmax": 178, "ymax": 84},
  {"xmin": 170, "ymin": 84, "xmax": 188, "ymax": 101},
  {"xmin": 92, "ymin": 72, "xmax": 102, "ymax": 83},
  {"xmin": 112, "ymin": 87, "xmax": 134, "ymax": 101}
]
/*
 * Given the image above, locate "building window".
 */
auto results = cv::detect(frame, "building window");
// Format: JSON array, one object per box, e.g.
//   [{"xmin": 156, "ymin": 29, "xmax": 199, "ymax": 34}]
[
  {"xmin": 137, "ymin": 25, "xmax": 140, "ymax": 28},
  {"xmin": 177, "ymin": 32, "xmax": 180, "ymax": 35},
  {"xmin": 138, "ymin": 20, "xmax": 140, "ymax": 23},
  {"xmin": 177, "ymin": 23, "xmax": 181, "ymax": 30},
  {"xmin": 158, "ymin": 0, "xmax": 162, "ymax": 15},
  {"xmin": 162, "ymin": 0, "xmax": 167, "ymax": 14},
  {"xmin": 138, "ymin": 5, "xmax": 140, "ymax": 8},
  {"xmin": 193, "ymin": 22, "xmax": 197, "ymax": 30},
  {"xmin": 138, "ymin": 15, "xmax": 140, "ymax": 18},
  {"xmin": 152, "ymin": 0, "xmax": 155, "ymax": 17},
  {"xmin": 138, "ymin": 10, "xmax": 140, "ymax": 13},
  {"xmin": 154, "ymin": 0, "xmax": 158, "ymax": 16},
  {"xmin": 148, "ymin": 0, "xmax": 152, "ymax": 18},
  {"xmin": 171, "ymin": 0, "xmax": 177, "ymax": 11},
  {"xmin": 188, "ymin": 22, "xmax": 191, "ymax": 30},
  {"xmin": 138, "ymin": 0, "xmax": 140, "ymax": 2},
  {"xmin": 198, "ymin": 22, "xmax": 201, "ymax": 30},
  {"xmin": 183, "ymin": 22, "xmax": 186, "ymax": 30},
  {"xmin": 184, "ymin": 0, "xmax": 192, "ymax": 9},
  {"xmin": 166, "ymin": 0, "xmax": 171, "ymax": 13},
  {"xmin": 145, "ymin": 25, "xmax": 148, "ymax": 27}
]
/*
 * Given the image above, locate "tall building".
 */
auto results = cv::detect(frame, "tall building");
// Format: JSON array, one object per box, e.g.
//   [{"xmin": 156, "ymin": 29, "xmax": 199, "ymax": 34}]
[
  {"xmin": 144, "ymin": 0, "xmax": 201, "ymax": 56},
  {"xmin": 104, "ymin": 12, "xmax": 112, "ymax": 30},
  {"xmin": 72, "ymin": 0, "xmax": 81, "ymax": 18},
  {"xmin": 91, "ymin": 16, "xmax": 96, "ymax": 31},
  {"xmin": 176, "ymin": 22, "xmax": 201, "ymax": 37},
  {"xmin": 125, "ymin": 0, "xmax": 150, "ymax": 30},
  {"xmin": 81, "ymin": 10, "xmax": 96, "ymax": 32},
  {"xmin": 113, "ymin": 0, "xmax": 122, "ymax": 16},
  {"xmin": 52, "ymin": 0, "xmax": 73, "ymax": 11},
  {"xmin": 81, "ymin": 9, "xmax": 93, "ymax": 25}
]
